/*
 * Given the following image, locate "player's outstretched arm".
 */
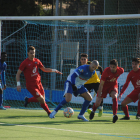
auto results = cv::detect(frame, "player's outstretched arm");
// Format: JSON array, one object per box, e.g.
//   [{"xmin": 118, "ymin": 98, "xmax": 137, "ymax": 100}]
[
  {"xmin": 40, "ymin": 67, "xmax": 62, "ymax": 74},
  {"xmin": 16, "ymin": 69, "xmax": 22, "ymax": 92}
]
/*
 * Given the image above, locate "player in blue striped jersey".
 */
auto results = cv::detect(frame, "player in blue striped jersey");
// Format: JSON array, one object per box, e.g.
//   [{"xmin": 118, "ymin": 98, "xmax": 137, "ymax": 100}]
[
  {"xmin": 49, "ymin": 60, "xmax": 99, "ymax": 121},
  {"xmin": 0, "ymin": 52, "xmax": 7, "ymax": 110}
]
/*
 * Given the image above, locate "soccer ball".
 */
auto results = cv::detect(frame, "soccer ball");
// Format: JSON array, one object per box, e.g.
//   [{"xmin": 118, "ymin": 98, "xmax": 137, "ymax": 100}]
[{"xmin": 63, "ymin": 107, "xmax": 74, "ymax": 118}]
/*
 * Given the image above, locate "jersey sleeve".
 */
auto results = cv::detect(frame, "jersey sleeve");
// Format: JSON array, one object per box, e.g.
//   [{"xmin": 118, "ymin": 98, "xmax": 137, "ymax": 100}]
[
  {"xmin": 37, "ymin": 59, "xmax": 44, "ymax": 68},
  {"xmin": 120, "ymin": 72, "xmax": 131, "ymax": 95},
  {"xmin": 74, "ymin": 65, "xmax": 84, "ymax": 76},
  {"xmin": 70, "ymin": 73, "xmax": 78, "ymax": 85},
  {"xmin": 101, "ymin": 68, "xmax": 108, "ymax": 81},
  {"xmin": 19, "ymin": 60, "xmax": 26, "ymax": 71},
  {"xmin": 119, "ymin": 67, "xmax": 124, "ymax": 74}
]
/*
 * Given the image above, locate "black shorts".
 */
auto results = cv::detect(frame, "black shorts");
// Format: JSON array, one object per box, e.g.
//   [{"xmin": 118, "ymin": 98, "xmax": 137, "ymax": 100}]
[{"xmin": 84, "ymin": 83, "xmax": 100, "ymax": 93}]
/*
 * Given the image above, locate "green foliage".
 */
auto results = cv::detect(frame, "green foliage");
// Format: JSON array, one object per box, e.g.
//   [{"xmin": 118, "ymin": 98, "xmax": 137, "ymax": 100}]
[{"xmin": 0, "ymin": 0, "xmax": 52, "ymax": 16}]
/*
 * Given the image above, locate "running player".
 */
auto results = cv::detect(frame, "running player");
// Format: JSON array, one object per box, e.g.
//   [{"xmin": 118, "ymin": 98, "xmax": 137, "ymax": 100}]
[
  {"xmin": 118, "ymin": 58, "xmax": 140, "ymax": 120},
  {"xmin": 0, "ymin": 52, "xmax": 7, "ymax": 110},
  {"xmin": 89, "ymin": 59, "xmax": 124, "ymax": 123},
  {"xmin": 49, "ymin": 60, "xmax": 99, "ymax": 121},
  {"xmin": 16, "ymin": 46, "xmax": 62, "ymax": 116},
  {"xmin": 80, "ymin": 53, "xmax": 103, "ymax": 117}
]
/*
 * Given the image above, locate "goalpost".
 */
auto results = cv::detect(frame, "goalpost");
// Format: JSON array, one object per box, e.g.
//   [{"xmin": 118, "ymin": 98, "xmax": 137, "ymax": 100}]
[{"xmin": 0, "ymin": 14, "xmax": 140, "ymax": 113}]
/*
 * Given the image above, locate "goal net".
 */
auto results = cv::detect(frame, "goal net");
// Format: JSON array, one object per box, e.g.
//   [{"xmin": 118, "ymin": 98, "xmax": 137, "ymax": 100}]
[{"xmin": 0, "ymin": 15, "xmax": 140, "ymax": 114}]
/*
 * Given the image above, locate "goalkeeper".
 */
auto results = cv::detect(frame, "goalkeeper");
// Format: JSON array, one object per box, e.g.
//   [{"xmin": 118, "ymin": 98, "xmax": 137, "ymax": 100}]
[{"xmin": 80, "ymin": 53, "xmax": 103, "ymax": 117}]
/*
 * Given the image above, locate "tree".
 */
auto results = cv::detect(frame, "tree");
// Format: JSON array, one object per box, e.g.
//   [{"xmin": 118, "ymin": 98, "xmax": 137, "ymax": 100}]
[{"xmin": 0, "ymin": 0, "xmax": 52, "ymax": 16}]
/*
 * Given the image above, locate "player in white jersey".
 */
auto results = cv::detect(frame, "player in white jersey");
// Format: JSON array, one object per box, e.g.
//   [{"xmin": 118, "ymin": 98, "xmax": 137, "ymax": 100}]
[{"xmin": 49, "ymin": 60, "xmax": 99, "ymax": 121}]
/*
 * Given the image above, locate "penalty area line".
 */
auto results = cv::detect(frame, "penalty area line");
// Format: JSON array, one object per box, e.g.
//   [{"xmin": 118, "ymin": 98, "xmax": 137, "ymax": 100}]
[{"xmin": 0, "ymin": 123, "xmax": 140, "ymax": 139}]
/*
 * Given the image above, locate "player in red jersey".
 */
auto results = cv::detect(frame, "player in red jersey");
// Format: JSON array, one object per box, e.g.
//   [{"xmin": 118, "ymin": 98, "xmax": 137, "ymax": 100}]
[
  {"xmin": 118, "ymin": 58, "xmax": 140, "ymax": 120},
  {"xmin": 89, "ymin": 59, "xmax": 124, "ymax": 123},
  {"xmin": 16, "ymin": 46, "xmax": 62, "ymax": 116}
]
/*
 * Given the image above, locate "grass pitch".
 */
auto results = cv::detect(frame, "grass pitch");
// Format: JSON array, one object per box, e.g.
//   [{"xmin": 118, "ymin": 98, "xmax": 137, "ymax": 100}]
[{"xmin": 0, "ymin": 109, "xmax": 140, "ymax": 140}]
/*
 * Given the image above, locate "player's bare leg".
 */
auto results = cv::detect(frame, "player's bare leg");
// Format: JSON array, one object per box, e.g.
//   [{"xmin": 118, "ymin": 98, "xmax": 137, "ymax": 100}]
[
  {"xmin": 49, "ymin": 93, "xmax": 72, "ymax": 119},
  {"xmin": 120, "ymin": 96, "xmax": 132, "ymax": 120},
  {"xmin": 89, "ymin": 96, "xmax": 102, "ymax": 120},
  {"xmin": 0, "ymin": 88, "xmax": 6, "ymax": 110},
  {"xmin": 110, "ymin": 91, "xmax": 118, "ymax": 123},
  {"xmin": 79, "ymin": 92, "xmax": 92, "ymax": 121}
]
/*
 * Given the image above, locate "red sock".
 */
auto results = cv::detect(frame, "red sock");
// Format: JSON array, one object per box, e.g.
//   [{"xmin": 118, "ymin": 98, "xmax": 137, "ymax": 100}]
[
  {"xmin": 138, "ymin": 101, "xmax": 140, "ymax": 115},
  {"xmin": 28, "ymin": 97, "xmax": 38, "ymax": 103},
  {"xmin": 112, "ymin": 98, "xmax": 118, "ymax": 115},
  {"xmin": 40, "ymin": 103, "xmax": 51, "ymax": 115},
  {"xmin": 122, "ymin": 105, "xmax": 129, "ymax": 117},
  {"xmin": 92, "ymin": 103, "xmax": 97, "ymax": 112}
]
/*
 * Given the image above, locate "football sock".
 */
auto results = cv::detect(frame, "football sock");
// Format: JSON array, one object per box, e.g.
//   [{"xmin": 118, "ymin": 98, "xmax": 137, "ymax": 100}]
[
  {"xmin": 0, "ymin": 93, "xmax": 3, "ymax": 106},
  {"xmin": 112, "ymin": 98, "xmax": 118, "ymax": 115},
  {"xmin": 28, "ymin": 97, "xmax": 38, "ymax": 102},
  {"xmin": 138, "ymin": 101, "xmax": 140, "ymax": 115},
  {"xmin": 55, "ymin": 98, "xmax": 68, "ymax": 112},
  {"xmin": 40, "ymin": 103, "xmax": 51, "ymax": 114},
  {"xmin": 92, "ymin": 103, "xmax": 97, "ymax": 112},
  {"xmin": 79, "ymin": 100, "xmax": 90, "ymax": 115},
  {"xmin": 122, "ymin": 105, "xmax": 129, "ymax": 117}
]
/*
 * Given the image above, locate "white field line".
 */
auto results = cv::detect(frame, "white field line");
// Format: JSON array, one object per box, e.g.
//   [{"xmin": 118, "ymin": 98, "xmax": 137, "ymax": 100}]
[{"xmin": 0, "ymin": 123, "xmax": 140, "ymax": 136}]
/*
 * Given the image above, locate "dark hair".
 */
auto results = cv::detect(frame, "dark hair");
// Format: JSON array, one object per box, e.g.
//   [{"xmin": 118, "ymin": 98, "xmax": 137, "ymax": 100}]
[
  {"xmin": 28, "ymin": 46, "xmax": 35, "ymax": 52},
  {"xmin": 98, "ymin": 65, "xmax": 103, "ymax": 75},
  {"xmin": 80, "ymin": 53, "xmax": 88, "ymax": 58},
  {"xmin": 110, "ymin": 59, "xmax": 118, "ymax": 66},
  {"xmin": 1, "ymin": 52, "xmax": 7, "ymax": 56},
  {"xmin": 132, "ymin": 58, "xmax": 140, "ymax": 64}
]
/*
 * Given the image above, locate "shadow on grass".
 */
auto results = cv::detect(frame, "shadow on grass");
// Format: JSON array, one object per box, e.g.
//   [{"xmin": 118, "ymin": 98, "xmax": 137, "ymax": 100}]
[{"xmin": 0, "ymin": 115, "xmax": 48, "ymax": 119}]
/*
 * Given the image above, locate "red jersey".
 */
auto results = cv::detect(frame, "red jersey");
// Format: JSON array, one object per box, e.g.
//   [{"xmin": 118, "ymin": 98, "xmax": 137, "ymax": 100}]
[
  {"xmin": 19, "ymin": 58, "xmax": 43, "ymax": 86},
  {"xmin": 101, "ymin": 67, "xmax": 124, "ymax": 86},
  {"xmin": 120, "ymin": 68, "xmax": 140, "ymax": 95}
]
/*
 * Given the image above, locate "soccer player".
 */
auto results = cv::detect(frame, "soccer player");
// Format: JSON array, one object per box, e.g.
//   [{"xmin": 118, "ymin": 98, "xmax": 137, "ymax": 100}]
[
  {"xmin": 80, "ymin": 53, "xmax": 104, "ymax": 117},
  {"xmin": 49, "ymin": 60, "xmax": 99, "ymax": 121},
  {"xmin": 118, "ymin": 58, "xmax": 140, "ymax": 120},
  {"xmin": 0, "ymin": 52, "xmax": 7, "ymax": 110},
  {"xmin": 89, "ymin": 59, "xmax": 124, "ymax": 123},
  {"xmin": 16, "ymin": 46, "xmax": 62, "ymax": 116}
]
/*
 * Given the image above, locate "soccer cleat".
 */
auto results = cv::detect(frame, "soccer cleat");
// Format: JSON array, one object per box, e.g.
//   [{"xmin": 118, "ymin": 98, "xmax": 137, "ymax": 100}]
[
  {"xmin": 0, "ymin": 106, "xmax": 6, "ymax": 110},
  {"xmin": 120, "ymin": 116, "xmax": 130, "ymax": 120},
  {"xmin": 24, "ymin": 97, "xmax": 29, "ymax": 107},
  {"xmin": 98, "ymin": 106, "xmax": 103, "ymax": 117},
  {"xmin": 78, "ymin": 115, "xmax": 89, "ymax": 122},
  {"xmin": 87, "ymin": 108, "xmax": 92, "ymax": 114},
  {"xmin": 89, "ymin": 111, "xmax": 95, "ymax": 120},
  {"xmin": 136, "ymin": 114, "xmax": 140, "ymax": 120},
  {"xmin": 113, "ymin": 115, "xmax": 118, "ymax": 123},
  {"xmin": 49, "ymin": 110, "xmax": 56, "ymax": 119}
]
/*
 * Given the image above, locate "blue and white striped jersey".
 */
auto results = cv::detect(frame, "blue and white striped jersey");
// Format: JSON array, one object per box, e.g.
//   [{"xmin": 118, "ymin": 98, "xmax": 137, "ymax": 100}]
[{"xmin": 67, "ymin": 65, "xmax": 95, "ymax": 89}]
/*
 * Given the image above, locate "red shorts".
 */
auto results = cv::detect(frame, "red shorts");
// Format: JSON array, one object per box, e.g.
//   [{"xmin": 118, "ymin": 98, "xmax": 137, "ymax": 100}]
[
  {"xmin": 97, "ymin": 84, "xmax": 118, "ymax": 98},
  {"xmin": 127, "ymin": 88, "xmax": 140, "ymax": 103},
  {"xmin": 26, "ymin": 83, "xmax": 45, "ymax": 98}
]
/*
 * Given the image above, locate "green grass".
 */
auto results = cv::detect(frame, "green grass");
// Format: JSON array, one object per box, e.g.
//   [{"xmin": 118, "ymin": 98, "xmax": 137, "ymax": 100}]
[{"xmin": 0, "ymin": 109, "xmax": 140, "ymax": 140}]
